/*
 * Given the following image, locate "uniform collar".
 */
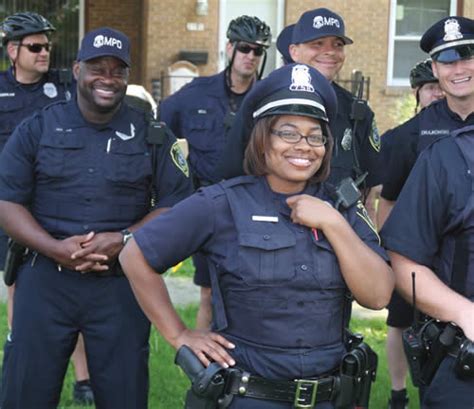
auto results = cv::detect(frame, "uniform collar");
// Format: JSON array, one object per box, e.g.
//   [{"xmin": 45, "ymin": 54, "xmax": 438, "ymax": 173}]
[
  {"xmin": 6, "ymin": 66, "xmax": 48, "ymax": 91},
  {"xmin": 441, "ymin": 98, "xmax": 474, "ymax": 123},
  {"xmin": 64, "ymin": 97, "xmax": 135, "ymax": 134},
  {"xmin": 262, "ymin": 177, "xmax": 321, "ymax": 217}
]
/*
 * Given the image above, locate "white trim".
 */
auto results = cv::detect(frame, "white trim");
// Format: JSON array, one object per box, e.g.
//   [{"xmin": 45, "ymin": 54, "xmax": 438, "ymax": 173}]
[
  {"xmin": 430, "ymin": 38, "xmax": 474, "ymax": 55},
  {"xmin": 253, "ymin": 98, "xmax": 326, "ymax": 118}
]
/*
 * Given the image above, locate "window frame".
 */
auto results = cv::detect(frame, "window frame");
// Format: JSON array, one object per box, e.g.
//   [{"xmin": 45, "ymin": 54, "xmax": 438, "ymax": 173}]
[{"xmin": 387, "ymin": 0, "xmax": 458, "ymax": 87}]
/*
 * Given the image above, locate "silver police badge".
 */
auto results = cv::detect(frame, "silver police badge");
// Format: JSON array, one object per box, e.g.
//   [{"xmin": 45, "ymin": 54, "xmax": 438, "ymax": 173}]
[
  {"xmin": 43, "ymin": 82, "xmax": 58, "ymax": 99},
  {"xmin": 289, "ymin": 65, "xmax": 315, "ymax": 92},
  {"xmin": 443, "ymin": 18, "xmax": 463, "ymax": 41},
  {"xmin": 341, "ymin": 128, "xmax": 352, "ymax": 151}
]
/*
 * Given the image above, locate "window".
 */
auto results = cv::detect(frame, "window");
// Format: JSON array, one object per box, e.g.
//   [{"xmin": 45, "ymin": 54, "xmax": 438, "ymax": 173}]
[
  {"xmin": 0, "ymin": 0, "xmax": 80, "ymax": 71},
  {"xmin": 387, "ymin": 0, "xmax": 457, "ymax": 86}
]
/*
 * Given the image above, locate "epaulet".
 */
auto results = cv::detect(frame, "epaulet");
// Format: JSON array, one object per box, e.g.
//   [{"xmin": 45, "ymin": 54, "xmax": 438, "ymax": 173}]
[
  {"xmin": 41, "ymin": 99, "xmax": 69, "ymax": 113},
  {"xmin": 198, "ymin": 176, "xmax": 258, "ymax": 198},
  {"xmin": 218, "ymin": 175, "xmax": 259, "ymax": 188},
  {"xmin": 177, "ymin": 75, "xmax": 217, "ymax": 93}
]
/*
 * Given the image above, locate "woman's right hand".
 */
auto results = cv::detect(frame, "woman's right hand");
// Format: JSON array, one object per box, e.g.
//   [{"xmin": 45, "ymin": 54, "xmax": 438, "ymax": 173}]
[{"xmin": 175, "ymin": 328, "xmax": 236, "ymax": 368}]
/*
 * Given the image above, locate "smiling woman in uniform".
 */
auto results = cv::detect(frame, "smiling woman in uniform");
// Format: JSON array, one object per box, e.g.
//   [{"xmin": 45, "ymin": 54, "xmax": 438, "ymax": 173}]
[{"xmin": 119, "ymin": 63, "xmax": 394, "ymax": 409}]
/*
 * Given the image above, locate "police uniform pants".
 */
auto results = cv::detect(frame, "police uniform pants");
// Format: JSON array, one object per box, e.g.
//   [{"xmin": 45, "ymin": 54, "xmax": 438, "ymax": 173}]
[
  {"xmin": 0, "ymin": 254, "xmax": 150, "ymax": 409},
  {"xmin": 421, "ymin": 356, "xmax": 474, "ymax": 409}
]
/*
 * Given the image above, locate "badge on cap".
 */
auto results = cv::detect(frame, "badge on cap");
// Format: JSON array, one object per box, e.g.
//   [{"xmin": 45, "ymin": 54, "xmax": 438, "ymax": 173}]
[
  {"xmin": 443, "ymin": 18, "xmax": 463, "ymax": 41},
  {"xmin": 43, "ymin": 82, "xmax": 58, "ymax": 99},
  {"xmin": 289, "ymin": 65, "xmax": 315, "ymax": 92},
  {"xmin": 115, "ymin": 123, "xmax": 135, "ymax": 141}
]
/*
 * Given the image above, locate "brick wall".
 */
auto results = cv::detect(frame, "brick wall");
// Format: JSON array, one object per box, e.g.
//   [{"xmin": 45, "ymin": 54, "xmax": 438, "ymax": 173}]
[
  {"xmin": 145, "ymin": 0, "xmax": 220, "ymax": 99},
  {"xmin": 86, "ymin": 0, "xmax": 144, "ymax": 84}
]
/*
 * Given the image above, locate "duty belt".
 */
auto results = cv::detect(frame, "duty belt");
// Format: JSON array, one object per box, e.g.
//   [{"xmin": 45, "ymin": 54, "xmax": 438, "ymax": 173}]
[{"xmin": 225, "ymin": 370, "xmax": 338, "ymax": 408}]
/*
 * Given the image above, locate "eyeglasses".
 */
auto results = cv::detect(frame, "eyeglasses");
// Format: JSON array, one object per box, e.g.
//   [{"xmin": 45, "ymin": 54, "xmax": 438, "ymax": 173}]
[
  {"xmin": 20, "ymin": 42, "xmax": 51, "ymax": 53},
  {"xmin": 271, "ymin": 129, "xmax": 327, "ymax": 147},
  {"xmin": 235, "ymin": 43, "xmax": 265, "ymax": 56}
]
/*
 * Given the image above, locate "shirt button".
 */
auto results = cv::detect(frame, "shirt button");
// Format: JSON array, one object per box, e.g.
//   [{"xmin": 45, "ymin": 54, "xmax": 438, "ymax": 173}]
[
  {"xmin": 88, "ymin": 168, "xmax": 94, "ymax": 173},
  {"xmin": 263, "ymin": 235, "xmax": 270, "ymax": 240},
  {"xmin": 297, "ymin": 301, "xmax": 304, "ymax": 307},
  {"xmin": 83, "ymin": 225, "xmax": 89, "ymax": 230},
  {"xmin": 300, "ymin": 264, "xmax": 308, "ymax": 271}
]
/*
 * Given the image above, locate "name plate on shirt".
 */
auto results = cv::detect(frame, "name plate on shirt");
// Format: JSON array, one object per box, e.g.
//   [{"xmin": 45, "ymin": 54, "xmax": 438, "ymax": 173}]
[{"xmin": 252, "ymin": 215, "xmax": 279, "ymax": 223}]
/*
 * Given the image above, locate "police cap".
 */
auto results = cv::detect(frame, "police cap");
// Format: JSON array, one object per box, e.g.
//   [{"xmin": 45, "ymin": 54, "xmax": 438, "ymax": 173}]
[
  {"xmin": 276, "ymin": 24, "xmax": 295, "ymax": 64},
  {"xmin": 292, "ymin": 8, "xmax": 353, "ymax": 45},
  {"xmin": 420, "ymin": 16, "xmax": 474, "ymax": 63},
  {"xmin": 77, "ymin": 27, "xmax": 131, "ymax": 67},
  {"xmin": 244, "ymin": 63, "xmax": 337, "ymax": 126}
]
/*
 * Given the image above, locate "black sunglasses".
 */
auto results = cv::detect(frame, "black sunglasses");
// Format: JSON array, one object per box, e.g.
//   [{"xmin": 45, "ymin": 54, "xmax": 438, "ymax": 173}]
[
  {"xmin": 235, "ymin": 43, "xmax": 265, "ymax": 56},
  {"xmin": 20, "ymin": 42, "xmax": 51, "ymax": 53}
]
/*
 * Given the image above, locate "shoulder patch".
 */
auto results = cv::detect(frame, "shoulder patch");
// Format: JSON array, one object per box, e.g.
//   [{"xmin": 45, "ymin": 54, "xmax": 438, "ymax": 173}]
[
  {"xmin": 369, "ymin": 119, "xmax": 381, "ymax": 152},
  {"xmin": 355, "ymin": 200, "xmax": 380, "ymax": 244},
  {"xmin": 219, "ymin": 175, "xmax": 258, "ymax": 188},
  {"xmin": 170, "ymin": 141, "xmax": 189, "ymax": 177}
]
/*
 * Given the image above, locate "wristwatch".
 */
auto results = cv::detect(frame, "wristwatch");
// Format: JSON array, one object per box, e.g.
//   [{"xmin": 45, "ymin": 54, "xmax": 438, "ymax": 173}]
[{"xmin": 121, "ymin": 229, "xmax": 133, "ymax": 245}]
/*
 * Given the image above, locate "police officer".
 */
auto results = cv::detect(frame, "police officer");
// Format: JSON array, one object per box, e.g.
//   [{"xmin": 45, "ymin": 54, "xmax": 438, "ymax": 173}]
[
  {"xmin": 0, "ymin": 12, "xmax": 98, "ymax": 404},
  {"xmin": 160, "ymin": 15, "xmax": 271, "ymax": 188},
  {"xmin": 217, "ymin": 8, "xmax": 382, "ymax": 195},
  {"xmin": 380, "ymin": 16, "xmax": 474, "ymax": 216},
  {"xmin": 0, "ymin": 12, "xmax": 72, "ymax": 264},
  {"xmin": 0, "ymin": 27, "xmax": 192, "ymax": 408},
  {"xmin": 120, "ymin": 63, "xmax": 394, "ymax": 409},
  {"xmin": 381, "ymin": 124, "xmax": 474, "ymax": 408},
  {"xmin": 379, "ymin": 59, "xmax": 443, "ymax": 409},
  {"xmin": 159, "ymin": 15, "xmax": 271, "ymax": 329}
]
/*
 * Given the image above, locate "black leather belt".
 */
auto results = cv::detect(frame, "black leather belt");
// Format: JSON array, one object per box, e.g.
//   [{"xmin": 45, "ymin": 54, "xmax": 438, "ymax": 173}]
[
  {"xmin": 225, "ymin": 370, "xmax": 338, "ymax": 408},
  {"xmin": 447, "ymin": 335, "xmax": 468, "ymax": 358}
]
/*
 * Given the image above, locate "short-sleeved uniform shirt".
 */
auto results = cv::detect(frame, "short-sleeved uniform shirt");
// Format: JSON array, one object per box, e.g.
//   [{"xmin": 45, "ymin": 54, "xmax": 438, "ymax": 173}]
[
  {"xmin": 381, "ymin": 132, "xmax": 472, "ymax": 292},
  {"xmin": 381, "ymin": 98, "xmax": 474, "ymax": 201},
  {"xmin": 0, "ymin": 67, "xmax": 72, "ymax": 152},
  {"xmin": 0, "ymin": 98, "xmax": 193, "ymax": 237},
  {"xmin": 134, "ymin": 176, "xmax": 387, "ymax": 378}
]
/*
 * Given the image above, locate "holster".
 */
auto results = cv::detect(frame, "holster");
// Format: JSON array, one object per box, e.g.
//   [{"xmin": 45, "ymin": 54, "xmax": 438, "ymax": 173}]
[
  {"xmin": 3, "ymin": 239, "xmax": 27, "ymax": 286},
  {"xmin": 335, "ymin": 338, "xmax": 378, "ymax": 409}
]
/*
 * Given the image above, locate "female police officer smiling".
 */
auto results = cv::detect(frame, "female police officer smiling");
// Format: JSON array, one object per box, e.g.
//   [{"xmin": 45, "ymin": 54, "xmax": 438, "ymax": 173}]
[{"xmin": 119, "ymin": 63, "xmax": 394, "ymax": 408}]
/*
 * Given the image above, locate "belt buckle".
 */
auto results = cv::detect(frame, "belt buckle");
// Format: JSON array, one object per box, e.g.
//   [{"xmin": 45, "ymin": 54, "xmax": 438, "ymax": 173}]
[{"xmin": 294, "ymin": 379, "xmax": 318, "ymax": 409}]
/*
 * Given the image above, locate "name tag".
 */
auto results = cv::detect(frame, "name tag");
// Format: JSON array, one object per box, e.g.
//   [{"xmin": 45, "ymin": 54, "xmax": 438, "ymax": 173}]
[{"xmin": 252, "ymin": 215, "xmax": 279, "ymax": 223}]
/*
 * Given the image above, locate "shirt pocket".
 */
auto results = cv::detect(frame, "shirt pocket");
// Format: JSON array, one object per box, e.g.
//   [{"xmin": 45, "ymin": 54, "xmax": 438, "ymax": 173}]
[
  {"xmin": 37, "ymin": 133, "xmax": 85, "ymax": 178},
  {"xmin": 103, "ymin": 140, "xmax": 152, "ymax": 185},
  {"xmin": 183, "ymin": 111, "xmax": 216, "ymax": 151},
  {"xmin": 312, "ymin": 238, "xmax": 345, "ymax": 289},
  {"xmin": 0, "ymin": 98, "xmax": 25, "ymax": 138},
  {"xmin": 237, "ymin": 232, "xmax": 297, "ymax": 287}
]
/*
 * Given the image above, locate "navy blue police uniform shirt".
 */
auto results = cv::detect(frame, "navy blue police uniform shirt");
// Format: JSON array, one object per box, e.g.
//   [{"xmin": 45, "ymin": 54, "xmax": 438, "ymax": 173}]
[
  {"xmin": 0, "ymin": 98, "xmax": 193, "ymax": 238},
  {"xmin": 160, "ymin": 71, "xmax": 246, "ymax": 186},
  {"xmin": 381, "ymin": 98, "xmax": 474, "ymax": 201},
  {"xmin": 215, "ymin": 82, "xmax": 383, "ymax": 187},
  {"xmin": 0, "ymin": 67, "xmax": 73, "ymax": 152},
  {"xmin": 134, "ymin": 176, "xmax": 387, "ymax": 378},
  {"xmin": 381, "ymin": 131, "xmax": 472, "ymax": 297}
]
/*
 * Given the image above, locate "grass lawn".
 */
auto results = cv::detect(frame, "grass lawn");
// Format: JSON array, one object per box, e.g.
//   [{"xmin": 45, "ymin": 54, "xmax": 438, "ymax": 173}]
[{"xmin": 0, "ymin": 301, "xmax": 420, "ymax": 408}]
